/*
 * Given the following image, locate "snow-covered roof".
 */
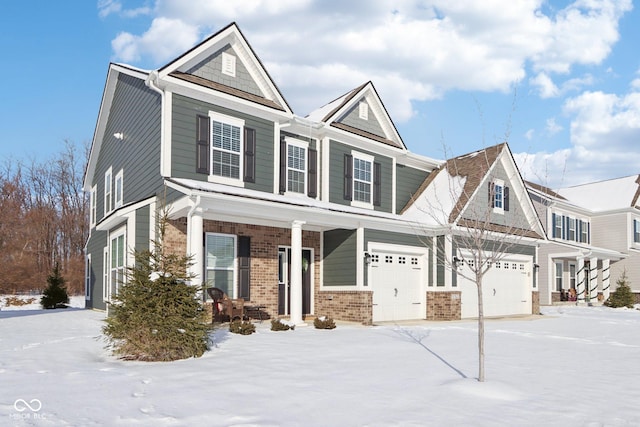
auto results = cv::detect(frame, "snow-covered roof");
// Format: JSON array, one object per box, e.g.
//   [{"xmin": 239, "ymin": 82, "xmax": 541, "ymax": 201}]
[{"xmin": 557, "ymin": 174, "xmax": 640, "ymax": 212}]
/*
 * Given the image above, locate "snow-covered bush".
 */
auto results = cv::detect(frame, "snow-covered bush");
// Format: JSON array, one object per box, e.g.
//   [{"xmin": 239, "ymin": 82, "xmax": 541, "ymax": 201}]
[
  {"xmin": 271, "ymin": 318, "xmax": 295, "ymax": 331},
  {"xmin": 314, "ymin": 316, "xmax": 336, "ymax": 329},
  {"xmin": 229, "ymin": 319, "xmax": 255, "ymax": 335},
  {"xmin": 604, "ymin": 271, "xmax": 635, "ymax": 309},
  {"xmin": 41, "ymin": 263, "xmax": 69, "ymax": 309}
]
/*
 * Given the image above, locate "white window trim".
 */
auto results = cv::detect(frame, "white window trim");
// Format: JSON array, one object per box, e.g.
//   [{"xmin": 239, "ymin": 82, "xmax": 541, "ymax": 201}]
[
  {"xmin": 553, "ymin": 212, "xmax": 563, "ymax": 240},
  {"xmin": 555, "ymin": 261, "xmax": 563, "ymax": 292},
  {"xmin": 207, "ymin": 111, "xmax": 245, "ymax": 187},
  {"xmin": 114, "ymin": 169, "xmax": 123, "ymax": 209},
  {"xmin": 493, "ymin": 179, "xmax": 505, "ymax": 214},
  {"xmin": 104, "ymin": 167, "xmax": 113, "ymax": 216},
  {"xmin": 90, "ymin": 185, "xmax": 97, "ymax": 228},
  {"xmin": 205, "ymin": 232, "xmax": 237, "ymax": 299},
  {"xmin": 221, "ymin": 52, "xmax": 236, "ymax": 77},
  {"xmin": 569, "ymin": 262, "xmax": 577, "ymax": 289},
  {"xmin": 351, "ymin": 150, "xmax": 374, "ymax": 210},
  {"xmin": 633, "ymin": 217, "xmax": 640, "ymax": 245},
  {"xmin": 108, "ymin": 226, "xmax": 127, "ymax": 301},
  {"xmin": 284, "ymin": 137, "xmax": 309, "ymax": 196},
  {"xmin": 85, "ymin": 254, "xmax": 91, "ymax": 300},
  {"xmin": 102, "ymin": 247, "xmax": 109, "ymax": 302}
]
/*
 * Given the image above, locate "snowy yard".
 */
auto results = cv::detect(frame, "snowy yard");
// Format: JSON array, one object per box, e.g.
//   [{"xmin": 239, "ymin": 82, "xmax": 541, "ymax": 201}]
[{"xmin": 1, "ymin": 297, "xmax": 639, "ymax": 426}]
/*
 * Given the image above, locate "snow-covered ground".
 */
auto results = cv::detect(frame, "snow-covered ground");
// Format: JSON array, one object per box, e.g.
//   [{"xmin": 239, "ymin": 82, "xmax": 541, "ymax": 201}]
[{"xmin": 2, "ymin": 296, "xmax": 639, "ymax": 426}]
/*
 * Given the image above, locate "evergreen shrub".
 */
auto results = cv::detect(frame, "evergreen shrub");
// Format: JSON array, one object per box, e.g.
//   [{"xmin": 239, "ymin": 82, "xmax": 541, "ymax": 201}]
[
  {"xmin": 41, "ymin": 263, "xmax": 69, "ymax": 309},
  {"xmin": 604, "ymin": 271, "xmax": 635, "ymax": 309}
]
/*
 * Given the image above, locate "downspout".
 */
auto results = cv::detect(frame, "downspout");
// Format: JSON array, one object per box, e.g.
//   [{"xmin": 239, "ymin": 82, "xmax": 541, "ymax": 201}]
[{"xmin": 145, "ymin": 71, "xmax": 166, "ymax": 176}]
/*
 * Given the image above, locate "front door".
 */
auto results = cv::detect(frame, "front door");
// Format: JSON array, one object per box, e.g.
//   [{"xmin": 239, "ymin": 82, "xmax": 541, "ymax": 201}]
[{"xmin": 278, "ymin": 248, "xmax": 312, "ymax": 315}]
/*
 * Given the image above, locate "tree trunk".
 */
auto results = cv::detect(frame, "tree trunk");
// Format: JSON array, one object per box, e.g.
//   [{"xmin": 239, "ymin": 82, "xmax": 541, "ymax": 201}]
[{"xmin": 477, "ymin": 273, "xmax": 485, "ymax": 382}]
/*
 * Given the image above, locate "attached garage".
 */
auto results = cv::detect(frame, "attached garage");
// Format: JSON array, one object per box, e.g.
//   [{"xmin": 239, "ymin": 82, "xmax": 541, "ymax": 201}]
[
  {"xmin": 458, "ymin": 256, "xmax": 533, "ymax": 318},
  {"xmin": 369, "ymin": 244, "xmax": 427, "ymax": 322}
]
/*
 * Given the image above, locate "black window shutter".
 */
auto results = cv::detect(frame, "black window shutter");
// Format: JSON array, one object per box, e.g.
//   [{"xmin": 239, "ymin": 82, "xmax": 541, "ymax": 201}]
[
  {"xmin": 504, "ymin": 186, "xmax": 510, "ymax": 211},
  {"xmin": 373, "ymin": 162, "xmax": 382, "ymax": 206},
  {"xmin": 307, "ymin": 148, "xmax": 317, "ymax": 198},
  {"xmin": 488, "ymin": 182, "xmax": 495, "ymax": 208},
  {"xmin": 238, "ymin": 236, "xmax": 251, "ymax": 301},
  {"xmin": 344, "ymin": 154, "xmax": 353, "ymax": 200},
  {"xmin": 196, "ymin": 115, "xmax": 210, "ymax": 174},
  {"xmin": 243, "ymin": 128, "xmax": 256, "ymax": 183},
  {"xmin": 552, "ymin": 213, "xmax": 557, "ymax": 238},
  {"xmin": 279, "ymin": 137, "xmax": 287, "ymax": 194},
  {"xmin": 578, "ymin": 220, "xmax": 583, "ymax": 242}
]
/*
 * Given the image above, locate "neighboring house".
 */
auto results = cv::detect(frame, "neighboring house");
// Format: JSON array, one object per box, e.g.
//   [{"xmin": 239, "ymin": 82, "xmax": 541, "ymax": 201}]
[
  {"xmin": 526, "ymin": 181, "xmax": 626, "ymax": 306},
  {"xmin": 402, "ymin": 143, "xmax": 546, "ymax": 319},
  {"xmin": 84, "ymin": 22, "xmax": 543, "ymax": 324}
]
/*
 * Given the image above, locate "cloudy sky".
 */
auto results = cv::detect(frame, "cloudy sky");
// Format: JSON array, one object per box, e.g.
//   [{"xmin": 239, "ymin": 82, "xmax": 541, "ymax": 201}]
[{"xmin": 1, "ymin": 1, "xmax": 638, "ymax": 188}]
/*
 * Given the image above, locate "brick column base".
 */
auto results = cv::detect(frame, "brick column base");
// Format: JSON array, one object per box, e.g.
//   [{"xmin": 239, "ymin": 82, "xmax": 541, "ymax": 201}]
[
  {"xmin": 426, "ymin": 291, "xmax": 461, "ymax": 320},
  {"xmin": 315, "ymin": 291, "xmax": 373, "ymax": 325},
  {"xmin": 532, "ymin": 291, "xmax": 540, "ymax": 315}
]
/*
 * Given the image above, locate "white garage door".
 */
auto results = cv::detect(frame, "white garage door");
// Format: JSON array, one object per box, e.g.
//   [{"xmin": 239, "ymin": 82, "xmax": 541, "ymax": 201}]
[
  {"xmin": 370, "ymin": 246, "xmax": 426, "ymax": 322},
  {"xmin": 459, "ymin": 257, "xmax": 532, "ymax": 318}
]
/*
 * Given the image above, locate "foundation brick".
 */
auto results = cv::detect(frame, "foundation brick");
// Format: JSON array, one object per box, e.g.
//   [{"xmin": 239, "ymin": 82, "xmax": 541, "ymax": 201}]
[
  {"xmin": 426, "ymin": 291, "xmax": 461, "ymax": 320},
  {"xmin": 315, "ymin": 291, "xmax": 373, "ymax": 325}
]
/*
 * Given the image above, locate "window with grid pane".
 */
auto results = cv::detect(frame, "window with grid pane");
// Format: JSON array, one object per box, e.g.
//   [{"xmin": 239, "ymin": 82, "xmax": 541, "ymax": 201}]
[
  {"xmin": 205, "ymin": 233, "xmax": 236, "ymax": 297},
  {"xmin": 353, "ymin": 157, "xmax": 372, "ymax": 203},
  {"xmin": 287, "ymin": 144, "xmax": 306, "ymax": 193},
  {"xmin": 212, "ymin": 120, "xmax": 241, "ymax": 179}
]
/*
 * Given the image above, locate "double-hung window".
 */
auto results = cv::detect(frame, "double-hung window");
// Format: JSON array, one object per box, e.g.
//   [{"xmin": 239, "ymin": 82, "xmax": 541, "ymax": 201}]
[
  {"xmin": 104, "ymin": 167, "xmax": 112, "ymax": 216},
  {"xmin": 287, "ymin": 139, "xmax": 307, "ymax": 194},
  {"xmin": 211, "ymin": 113, "xmax": 243, "ymax": 182},
  {"xmin": 555, "ymin": 262, "xmax": 563, "ymax": 292},
  {"xmin": 353, "ymin": 155, "xmax": 373, "ymax": 205},
  {"xmin": 90, "ymin": 185, "xmax": 97, "ymax": 227},
  {"xmin": 205, "ymin": 233, "xmax": 236, "ymax": 298},
  {"xmin": 568, "ymin": 217, "xmax": 576, "ymax": 241},
  {"xmin": 553, "ymin": 214, "xmax": 562, "ymax": 239},
  {"xmin": 109, "ymin": 229, "xmax": 126, "ymax": 298},
  {"xmin": 634, "ymin": 219, "xmax": 640, "ymax": 244},
  {"xmin": 114, "ymin": 169, "xmax": 123, "ymax": 209}
]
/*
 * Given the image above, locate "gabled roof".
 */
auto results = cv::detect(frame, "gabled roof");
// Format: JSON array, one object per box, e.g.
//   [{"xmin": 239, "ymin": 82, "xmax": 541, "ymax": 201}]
[
  {"xmin": 525, "ymin": 180, "xmax": 567, "ymax": 201},
  {"xmin": 557, "ymin": 174, "xmax": 640, "ymax": 212},
  {"xmin": 401, "ymin": 143, "xmax": 544, "ymax": 239},
  {"xmin": 158, "ymin": 22, "xmax": 292, "ymax": 114},
  {"xmin": 306, "ymin": 82, "xmax": 406, "ymax": 150}
]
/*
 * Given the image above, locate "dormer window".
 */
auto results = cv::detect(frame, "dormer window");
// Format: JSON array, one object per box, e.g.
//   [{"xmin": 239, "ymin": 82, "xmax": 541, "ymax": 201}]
[
  {"xmin": 489, "ymin": 179, "xmax": 509, "ymax": 214},
  {"xmin": 359, "ymin": 102, "xmax": 369, "ymax": 120},
  {"xmin": 222, "ymin": 52, "xmax": 236, "ymax": 77}
]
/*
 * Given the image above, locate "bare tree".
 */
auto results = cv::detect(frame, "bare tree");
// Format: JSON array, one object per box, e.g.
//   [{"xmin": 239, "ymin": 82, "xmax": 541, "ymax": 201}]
[{"xmin": 408, "ymin": 143, "xmax": 543, "ymax": 382}]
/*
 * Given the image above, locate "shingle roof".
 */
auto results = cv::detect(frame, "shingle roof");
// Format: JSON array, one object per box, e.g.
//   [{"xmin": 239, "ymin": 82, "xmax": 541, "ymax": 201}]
[{"xmin": 525, "ymin": 180, "xmax": 567, "ymax": 200}]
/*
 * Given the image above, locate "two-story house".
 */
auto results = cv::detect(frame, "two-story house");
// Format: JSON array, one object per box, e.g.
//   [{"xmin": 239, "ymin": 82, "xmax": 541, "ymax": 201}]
[
  {"xmin": 526, "ymin": 180, "xmax": 627, "ymax": 305},
  {"xmin": 84, "ymin": 23, "xmax": 544, "ymax": 324}
]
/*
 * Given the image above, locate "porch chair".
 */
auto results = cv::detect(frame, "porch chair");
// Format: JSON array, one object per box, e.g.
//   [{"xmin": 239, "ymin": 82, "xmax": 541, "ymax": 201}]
[{"xmin": 207, "ymin": 287, "xmax": 245, "ymax": 323}]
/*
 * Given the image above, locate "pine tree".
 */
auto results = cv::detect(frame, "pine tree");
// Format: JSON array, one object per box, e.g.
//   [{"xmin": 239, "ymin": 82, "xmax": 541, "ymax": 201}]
[
  {"xmin": 103, "ymin": 210, "xmax": 210, "ymax": 361},
  {"xmin": 604, "ymin": 270, "xmax": 635, "ymax": 309},
  {"xmin": 40, "ymin": 263, "xmax": 69, "ymax": 309}
]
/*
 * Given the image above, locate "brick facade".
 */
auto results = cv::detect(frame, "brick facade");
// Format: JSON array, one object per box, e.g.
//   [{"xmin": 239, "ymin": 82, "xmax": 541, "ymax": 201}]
[
  {"xmin": 532, "ymin": 291, "xmax": 540, "ymax": 315},
  {"xmin": 426, "ymin": 291, "xmax": 461, "ymax": 320},
  {"xmin": 165, "ymin": 218, "xmax": 320, "ymax": 321},
  {"xmin": 315, "ymin": 291, "xmax": 373, "ymax": 325}
]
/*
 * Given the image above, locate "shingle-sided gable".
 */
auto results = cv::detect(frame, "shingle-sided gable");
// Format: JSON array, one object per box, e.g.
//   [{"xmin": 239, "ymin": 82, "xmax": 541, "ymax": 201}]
[
  {"xmin": 401, "ymin": 143, "xmax": 544, "ymax": 239},
  {"xmin": 307, "ymin": 82, "xmax": 405, "ymax": 150},
  {"xmin": 158, "ymin": 22, "xmax": 291, "ymax": 114}
]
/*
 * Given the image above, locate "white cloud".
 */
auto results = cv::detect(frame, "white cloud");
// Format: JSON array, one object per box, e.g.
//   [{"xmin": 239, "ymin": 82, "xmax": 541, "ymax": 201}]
[
  {"xmin": 112, "ymin": 17, "xmax": 200, "ymax": 64},
  {"xmin": 103, "ymin": 0, "xmax": 631, "ymax": 122},
  {"xmin": 524, "ymin": 129, "xmax": 535, "ymax": 140},
  {"xmin": 545, "ymin": 118, "xmax": 563, "ymax": 136},
  {"xmin": 98, "ymin": 0, "xmax": 121, "ymax": 18},
  {"xmin": 530, "ymin": 72, "xmax": 559, "ymax": 98}
]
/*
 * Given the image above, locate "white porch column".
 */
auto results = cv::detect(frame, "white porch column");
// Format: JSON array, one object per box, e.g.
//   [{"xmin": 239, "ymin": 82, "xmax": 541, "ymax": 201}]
[
  {"xmin": 188, "ymin": 210, "xmax": 204, "ymax": 287},
  {"xmin": 602, "ymin": 259, "xmax": 611, "ymax": 301},
  {"xmin": 589, "ymin": 257, "xmax": 598, "ymax": 303},
  {"xmin": 576, "ymin": 257, "xmax": 586, "ymax": 303},
  {"xmin": 290, "ymin": 220, "xmax": 306, "ymax": 325}
]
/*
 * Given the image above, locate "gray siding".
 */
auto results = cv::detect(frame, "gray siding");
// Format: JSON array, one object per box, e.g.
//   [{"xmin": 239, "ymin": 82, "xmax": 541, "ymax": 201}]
[
  {"xmin": 187, "ymin": 44, "xmax": 263, "ymax": 98},
  {"xmin": 592, "ymin": 213, "xmax": 628, "ymax": 253},
  {"xmin": 396, "ymin": 164, "xmax": 429, "ymax": 213},
  {"xmin": 86, "ymin": 230, "xmax": 107, "ymax": 310},
  {"xmin": 460, "ymin": 162, "xmax": 529, "ymax": 229},
  {"xmin": 135, "ymin": 205, "xmax": 151, "ymax": 253},
  {"xmin": 338, "ymin": 99, "xmax": 385, "ymax": 139},
  {"xmin": 323, "ymin": 229, "xmax": 357, "ymax": 286},
  {"xmin": 92, "ymin": 73, "xmax": 162, "ymax": 220},
  {"xmin": 328, "ymin": 140, "xmax": 393, "ymax": 213},
  {"xmin": 171, "ymin": 94, "xmax": 274, "ymax": 193}
]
